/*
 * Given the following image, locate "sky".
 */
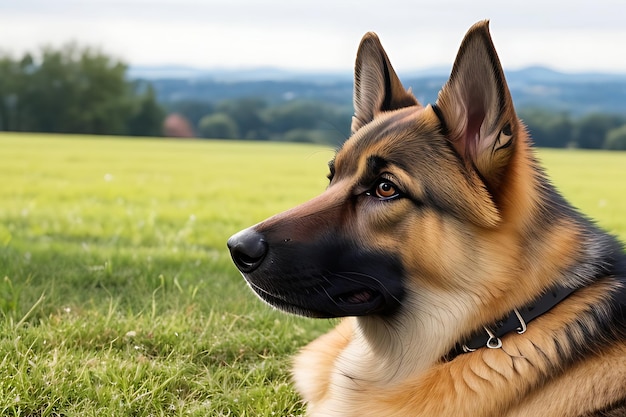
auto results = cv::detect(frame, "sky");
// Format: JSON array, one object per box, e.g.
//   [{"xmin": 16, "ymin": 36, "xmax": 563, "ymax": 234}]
[{"xmin": 2, "ymin": 0, "xmax": 626, "ymax": 75}]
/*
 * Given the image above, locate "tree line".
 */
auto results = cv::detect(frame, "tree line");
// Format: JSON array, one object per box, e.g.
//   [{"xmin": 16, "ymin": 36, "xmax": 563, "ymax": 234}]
[
  {"xmin": 519, "ymin": 108, "xmax": 626, "ymax": 150},
  {"xmin": 166, "ymin": 98, "xmax": 352, "ymax": 145},
  {"xmin": 1, "ymin": 44, "xmax": 626, "ymax": 149},
  {"xmin": 0, "ymin": 44, "xmax": 164, "ymax": 136},
  {"xmin": 166, "ymin": 98, "xmax": 626, "ymax": 149}
]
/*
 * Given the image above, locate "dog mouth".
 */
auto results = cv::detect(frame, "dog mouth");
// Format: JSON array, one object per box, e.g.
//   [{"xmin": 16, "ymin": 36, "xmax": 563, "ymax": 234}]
[
  {"xmin": 328, "ymin": 288, "xmax": 388, "ymax": 316},
  {"xmin": 247, "ymin": 280, "xmax": 388, "ymax": 318},
  {"xmin": 236, "ymin": 241, "xmax": 405, "ymax": 318},
  {"xmin": 336, "ymin": 289, "xmax": 381, "ymax": 306}
]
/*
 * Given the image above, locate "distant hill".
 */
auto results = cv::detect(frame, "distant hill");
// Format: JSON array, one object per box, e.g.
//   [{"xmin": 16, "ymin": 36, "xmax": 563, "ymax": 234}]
[
  {"xmin": 133, "ymin": 65, "xmax": 626, "ymax": 116},
  {"xmin": 128, "ymin": 65, "xmax": 352, "ymax": 82}
]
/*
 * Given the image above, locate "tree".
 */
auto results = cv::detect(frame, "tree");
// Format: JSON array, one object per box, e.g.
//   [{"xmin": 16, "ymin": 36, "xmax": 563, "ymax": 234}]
[
  {"xmin": 127, "ymin": 83, "xmax": 165, "ymax": 137},
  {"xmin": 0, "ymin": 43, "xmax": 165, "ymax": 136},
  {"xmin": 198, "ymin": 113, "xmax": 240, "ymax": 139},
  {"xmin": 21, "ymin": 44, "xmax": 132, "ymax": 134},
  {"xmin": 519, "ymin": 108, "xmax": 574, "ymax": 148},
  {"xmin": 0, "ymin": 54, "xmax": 34, "ymax": 131},
  {"xmin": 575, "ymin": 114, "xmax": 624, "ymax": 149},
  {"xmin": 264, "ymin": 100, "xmax": 351, "ymax": 144},
  {"xmin": 604, "ymin": 124, "xmax": 626, "ymax": 150},
  {"xmin": 215, "ymin": 98, "xmax": 267, "ymax": 139},
  {"xmin": 281, "ymin": 128, "xmax": 339, "ymax": 145}
]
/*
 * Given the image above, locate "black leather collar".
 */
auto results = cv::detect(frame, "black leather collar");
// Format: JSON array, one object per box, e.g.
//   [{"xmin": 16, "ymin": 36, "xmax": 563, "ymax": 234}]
[{"xmin": 445, "ymin": 284, "xmax": 579, "ymax": 360}]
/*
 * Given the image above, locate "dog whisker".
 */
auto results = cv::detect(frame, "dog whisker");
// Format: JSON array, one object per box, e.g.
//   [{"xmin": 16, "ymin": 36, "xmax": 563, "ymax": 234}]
[{"xmin": 329, "ymin": 270, "xmax": 405, "ymax": 306}]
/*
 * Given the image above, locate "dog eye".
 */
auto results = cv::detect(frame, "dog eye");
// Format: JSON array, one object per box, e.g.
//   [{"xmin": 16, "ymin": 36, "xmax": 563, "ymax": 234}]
[{"xmin": 369, "ymin": 179, "xmax": 400, "ymax": 200}]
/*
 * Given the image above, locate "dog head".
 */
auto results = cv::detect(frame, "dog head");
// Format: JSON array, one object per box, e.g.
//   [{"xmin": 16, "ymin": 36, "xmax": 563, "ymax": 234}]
[{"xmin": 228, "ymin": 21, "xmax": 527, "ymax": 320}]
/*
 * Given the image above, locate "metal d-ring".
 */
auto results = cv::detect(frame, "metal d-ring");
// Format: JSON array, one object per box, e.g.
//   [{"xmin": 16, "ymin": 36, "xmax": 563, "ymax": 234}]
[
  {"xmin": 484, "ymin": 327, "xmax": 502, "ymax": 349},
  {"xmin": 513, "ymin": 308, "xmax": 527, "ymax": 334}
]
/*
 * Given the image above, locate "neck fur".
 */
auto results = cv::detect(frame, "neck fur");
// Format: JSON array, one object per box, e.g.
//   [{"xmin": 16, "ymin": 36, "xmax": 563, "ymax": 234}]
[{"xmin": 348, "ymin": 289, "xmax": 474, "ymax": 383}]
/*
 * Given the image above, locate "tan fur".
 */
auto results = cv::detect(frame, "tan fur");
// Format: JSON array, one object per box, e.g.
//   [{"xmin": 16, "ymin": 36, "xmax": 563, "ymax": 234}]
[
  {"xmin": 289, "ymin": 22, "xmax": 626, "ymax": 416},
  {"xmin": 228, "ymin": 20, "xmax": 626, "ymax": 417},
  {"xmin": 295, "ymin": 282, "xmax": 622, "ymax": 416},
  {"xmin": 508, "ymin": 343, "xmax": 626, "ymax": 417}
]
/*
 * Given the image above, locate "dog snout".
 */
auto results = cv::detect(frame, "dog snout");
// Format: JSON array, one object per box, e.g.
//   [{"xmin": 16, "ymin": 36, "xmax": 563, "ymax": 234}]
[{"xmin": 227, "ymin": 228, "xmax": 268, "ymax": 273}]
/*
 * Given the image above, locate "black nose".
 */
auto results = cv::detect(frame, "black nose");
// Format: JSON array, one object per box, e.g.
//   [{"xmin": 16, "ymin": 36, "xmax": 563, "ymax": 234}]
[{"xmin": 227, "ymin": 228, "xmax": 268, "ymax": 273}]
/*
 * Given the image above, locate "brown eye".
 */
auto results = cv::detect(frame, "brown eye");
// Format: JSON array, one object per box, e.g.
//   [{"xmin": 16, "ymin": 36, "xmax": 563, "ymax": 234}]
[{"xmin": 374, "ymin": 180, "xmax": 399, "ymax": 200}]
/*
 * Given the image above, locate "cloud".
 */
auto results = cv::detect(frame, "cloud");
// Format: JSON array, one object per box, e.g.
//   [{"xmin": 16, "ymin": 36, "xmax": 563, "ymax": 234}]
[{"xmin": 2, "ymin": 0, "xmax": 626, "ymax": 72}]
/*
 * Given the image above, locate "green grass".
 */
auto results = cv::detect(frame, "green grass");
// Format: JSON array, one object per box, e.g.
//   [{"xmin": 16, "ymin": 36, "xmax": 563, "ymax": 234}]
[
  {"xmin": 538, "ymin": 148, "xmax": 626, "ymax": 237},
  {"xmin": 0, "ymin": 133, "xmax": 625, "ymax": 416},
  {"xmin": 0, "ymin": 133, "xmax": 336, "ymax": 416}
]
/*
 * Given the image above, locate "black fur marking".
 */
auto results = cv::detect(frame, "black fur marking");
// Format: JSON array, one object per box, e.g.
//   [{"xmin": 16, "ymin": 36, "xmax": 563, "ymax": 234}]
[
  {"xmin": 367, "ymin": 155, "xmax": 388, "ymax": 175},
  {"xmin": 552, "ymin": 334, "xmax": 568, "ymax": 364},
  {"xmin": 240, "ymin": 236, "xmax": 406, "ymax": 318},
  {"xmin": 431, "ymin": 103, "xmax": 449, "ymax": 136},
  {"xmin": 381, "ymin": 55, "xmax": 393, "ymax": 111}
]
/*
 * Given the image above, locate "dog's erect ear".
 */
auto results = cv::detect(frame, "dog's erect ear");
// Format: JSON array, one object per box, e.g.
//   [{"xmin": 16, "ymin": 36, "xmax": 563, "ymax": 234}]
[
  {"xmin": 351, "ymin": 32, "xmax": 420, "ymax": 134},
  {"xmin": 436, "ymin": 21, "xmax": 517, "ymax": 193}
]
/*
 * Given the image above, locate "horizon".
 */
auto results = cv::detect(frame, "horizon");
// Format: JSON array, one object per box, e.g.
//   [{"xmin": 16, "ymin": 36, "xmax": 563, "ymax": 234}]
[{"xmin": 127, "ymin": 63, "xmax": 626, "ymax": 82}]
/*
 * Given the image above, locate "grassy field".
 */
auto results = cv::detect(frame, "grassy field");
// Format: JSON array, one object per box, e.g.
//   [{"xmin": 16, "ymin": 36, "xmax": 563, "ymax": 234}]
[{"xmin": 0, "ymin": 132, "xmax": 625, "ymax": 416}]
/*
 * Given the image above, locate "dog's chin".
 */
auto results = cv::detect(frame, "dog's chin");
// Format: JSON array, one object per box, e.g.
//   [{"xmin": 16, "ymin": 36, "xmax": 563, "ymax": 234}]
[{"xmin": 246, "ymin": 279, "xmax": 399, "ymax": 318}]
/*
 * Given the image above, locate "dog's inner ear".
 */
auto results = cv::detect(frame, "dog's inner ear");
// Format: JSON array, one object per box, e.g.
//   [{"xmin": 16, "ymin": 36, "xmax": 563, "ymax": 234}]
[
  {"xmin": 351, "ymin": 32, "xmax": 421, "ymax": 134},
  {"xmin": 436, "ymin": 21, "xmax": 517, "ymax": 195}
]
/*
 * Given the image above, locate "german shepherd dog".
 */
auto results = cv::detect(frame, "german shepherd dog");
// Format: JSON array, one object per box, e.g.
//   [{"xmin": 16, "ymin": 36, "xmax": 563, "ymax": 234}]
[{"xmin": 228, "ymin": 21, "xmax": 626, "ymax": 416}]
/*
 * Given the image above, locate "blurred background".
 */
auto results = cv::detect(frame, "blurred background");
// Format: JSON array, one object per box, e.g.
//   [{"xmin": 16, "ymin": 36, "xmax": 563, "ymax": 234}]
[{"xmin": 2, "ymin": 0, "xmax": 626, "ymax": 149}]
